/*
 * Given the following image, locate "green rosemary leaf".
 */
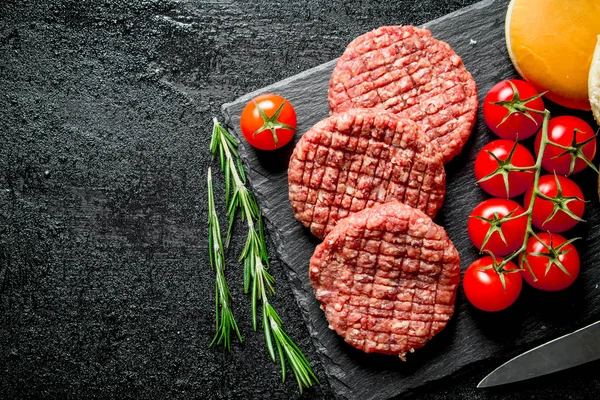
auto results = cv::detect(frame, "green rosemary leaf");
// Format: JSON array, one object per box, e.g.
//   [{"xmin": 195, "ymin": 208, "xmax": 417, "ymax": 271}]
[
  {"xmin": 258, "ymin": 214, "xmax": 269, "ymax": 264},
  {"xmin": 274, "ymin": 327, "xmax": 287, "ymax": 382},
  {"xmin": 237, "ymin": 157, "xmax": 247, "ymax": 183},
  {"xmin": 263, "ymin": 302, "xmax": 276, "ymax": 361},
  {"xmin": 224, "ymin": 161, "xmax": 231, "ymax": 207},
  {"xmin": 243, "ymin": 253, "xmax": 252, "ymax": 294},
  {"xmin": 251, "ymin": 265, "xmax": 259, "ymax": 329}
]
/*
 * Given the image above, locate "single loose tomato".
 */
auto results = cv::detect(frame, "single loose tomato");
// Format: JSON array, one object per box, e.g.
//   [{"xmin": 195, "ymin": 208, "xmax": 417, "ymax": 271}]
[
  {"xmin": 474, "ymin": 139, "xmax": 535, "ymax": 197},
  {"xmin": 524, "ymin": 174, "xmax": 585, "ymax": 232},
  {"xmin": 520, "ymin": 233, "xmax": 580, "ymax": 291},
  {"xmin": 483, "ymin": 79, "xmax": 545, "ymax": 140},
  {"xmin": 534, "ymin": 115, "xmax": 597, "ymax": 176},
  {"xmin": 240, "ymin": 94, "xmax": 297, "ymax": 150},
  {"xmin": 468, "ymin": 198, "xmax": 528, "ymax": 256},
  {"xmin": 463, "ymin": 256, "xmax": 522, "ymax": 312}
]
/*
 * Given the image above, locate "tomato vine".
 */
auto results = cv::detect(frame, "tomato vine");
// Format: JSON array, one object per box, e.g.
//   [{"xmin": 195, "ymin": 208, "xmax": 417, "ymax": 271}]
[{"xmin": 484, "ymin": 108, "xmax": 591, "ymax": 282}]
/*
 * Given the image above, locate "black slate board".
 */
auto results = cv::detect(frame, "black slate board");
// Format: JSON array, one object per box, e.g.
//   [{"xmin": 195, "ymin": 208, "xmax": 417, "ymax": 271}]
[{"xmin": 221, "ymin": 0, "xmax": 600, "ymax": 398}]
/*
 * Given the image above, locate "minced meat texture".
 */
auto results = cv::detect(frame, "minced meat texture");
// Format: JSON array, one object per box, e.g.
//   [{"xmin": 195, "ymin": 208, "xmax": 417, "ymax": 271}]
[
  {"xmin": 328, "ymin": 25, "xmax": 478, "ymax": 163},
  {"xmin": 288, "ymin": 108, "xmax": 445, "ymax": 239},
  {"xmin": 309, "ymin": 201, "xmax": 461, "ymax": 359}
]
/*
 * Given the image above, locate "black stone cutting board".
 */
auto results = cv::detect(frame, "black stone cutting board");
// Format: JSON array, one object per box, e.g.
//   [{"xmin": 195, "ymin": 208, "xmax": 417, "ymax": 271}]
[{"xmin": 221, "ymin": 0, "xmax": 600, "ymax": 398}]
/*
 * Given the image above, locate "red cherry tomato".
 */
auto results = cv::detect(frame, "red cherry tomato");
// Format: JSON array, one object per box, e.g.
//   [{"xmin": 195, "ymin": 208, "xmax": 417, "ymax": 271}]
[
  {"xmin": 483, "ymin": 79, "xmax": 545, "ymax": 140},
  {"xmin": 468, "ymin": 198, "xmax": 528, "ymax": 256},
  {"xmin": 474, "ymin": 139, "xmax": 535, "ymax": 197},
  {"xmin": 240, "ymin": 94, "xmax": 297, "ymax": 150},
  {"xmin": 520, "ymin": 233, "xmax": 580, "ymax": 291},
  {"xmin": 534, "ymin": 116, "xmax": 597, "ymax": 176},
  {"xmin": 463, "ymin": 256, "xmax": 522, "ymax": 312},
  {"xmin": 523, "ymin": 174, "xmax": 585, "ymax": 232}
]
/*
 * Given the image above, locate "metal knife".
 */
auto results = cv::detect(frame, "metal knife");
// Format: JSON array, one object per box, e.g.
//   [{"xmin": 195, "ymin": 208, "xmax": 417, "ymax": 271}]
[{"xmin": 478, "ymin": 319, "xmax": 600, "ymax": 388}]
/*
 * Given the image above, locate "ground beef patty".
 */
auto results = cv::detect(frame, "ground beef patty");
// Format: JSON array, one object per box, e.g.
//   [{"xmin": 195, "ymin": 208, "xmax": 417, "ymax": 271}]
[
  {"xmin": 328, "ymin": 26, "xmax": 478, "ymax": 163},
  {"xmin": 309, "ymin": 201, "xmax": 461, "ymax": 359},
  {"xmin": 288, "ymin": 108, "xmax": 445, "ymax": 239}
]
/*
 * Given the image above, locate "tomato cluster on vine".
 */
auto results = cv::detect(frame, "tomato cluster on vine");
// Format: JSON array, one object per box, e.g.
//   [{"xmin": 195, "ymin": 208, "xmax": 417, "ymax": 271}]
[{"xmin": 463, "ymin": 79, "xmax": 597, "ymax": 312}]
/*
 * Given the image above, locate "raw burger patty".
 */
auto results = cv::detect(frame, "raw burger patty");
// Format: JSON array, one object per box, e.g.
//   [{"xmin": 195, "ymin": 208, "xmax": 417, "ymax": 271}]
[
  {"xmin": 329, "ymin": 25, "xmax": 478, "ymax": 163},
  {"xmin": 309, "ymin": 201, "xmax": 461, "ymax": 358},
  {"xmin": 288, "ymin": 108, "xmax": 445, "ymax": 239}
]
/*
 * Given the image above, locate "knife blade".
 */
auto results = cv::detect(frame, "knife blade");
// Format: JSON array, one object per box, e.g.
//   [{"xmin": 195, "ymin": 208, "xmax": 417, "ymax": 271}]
[{"xmin": 477, "ymin": 319, "xmax": 600, "ymax": 388}]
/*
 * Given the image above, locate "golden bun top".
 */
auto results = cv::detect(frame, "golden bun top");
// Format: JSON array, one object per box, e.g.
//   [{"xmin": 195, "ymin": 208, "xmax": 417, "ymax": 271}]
[{"xmin": 506, "ymin": 0, "xmax": 600, "ymax": 110}]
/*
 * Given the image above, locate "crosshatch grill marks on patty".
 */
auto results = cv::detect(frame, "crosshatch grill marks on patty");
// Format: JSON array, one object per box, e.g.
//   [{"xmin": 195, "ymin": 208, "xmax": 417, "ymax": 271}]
[
  {"xmin": 328, "ymin": 25, "xmax": 478, "ymax": 163},
  {"xmin": 288, "ymin": 108, "xmax": 445, "ymax": 239},
  {"xmin": 309, "ymin": 201, "xmax": 461, "ymax": 359}
]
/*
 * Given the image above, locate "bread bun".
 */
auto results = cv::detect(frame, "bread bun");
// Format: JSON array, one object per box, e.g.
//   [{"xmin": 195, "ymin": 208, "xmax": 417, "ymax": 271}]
[
  {"xmin": 506, "ymin": 0, "xmax": 600, "ymax": 110},
  {"xmin": 590, "ymin": 35, "xmax": 600, "ymax": 126}
]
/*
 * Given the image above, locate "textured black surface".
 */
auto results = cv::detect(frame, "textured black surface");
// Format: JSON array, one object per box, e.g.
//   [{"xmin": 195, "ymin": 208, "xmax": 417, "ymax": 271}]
[
  {"xmin": 1, "ymin": 0, "xmax": 600, "ymax": 399},
  {"xmin": 223, "ymin": 0, "xmax": 600, "ymax": 399}
]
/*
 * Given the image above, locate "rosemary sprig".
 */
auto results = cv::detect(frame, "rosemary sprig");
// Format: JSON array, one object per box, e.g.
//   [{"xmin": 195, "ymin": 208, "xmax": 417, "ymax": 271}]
[
  {"xmin": 207, "ymin": 167, "xmax": 243, "ymax": 350},
  {"xmin": 210, "ymin": 118, "xmax": 318, "ymax": 392}
]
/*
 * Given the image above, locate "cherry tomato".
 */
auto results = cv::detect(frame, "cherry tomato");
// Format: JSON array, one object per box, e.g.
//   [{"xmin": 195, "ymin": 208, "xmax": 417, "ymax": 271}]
[
  {"xmin": 524, "ymin": 174, "xmax": 585, "ymax": 232},
  {"xmin": 520, "ymin": 233, "xmax": 580, "ymax": 291},
  {"xmin": 534, "ymin": 115, "xmax": 597, "ymax": 176},
  {"xmin": 483, "ymin": 79, "xmax": 545, "ymax": 140},
  {"xmin": 240, "ymin": 94, "xmax": 297, "ymax": 150},
  {"xmin": 474, "ymin": 139, "xmax": 535, "ymax": 197},
  {"xmin": 468, "ymin": 199, "xmax": 528, "ymax": 256},
  {"xmin": 463, "ymin": 256, "xmax": 522, "ymax": 312}
]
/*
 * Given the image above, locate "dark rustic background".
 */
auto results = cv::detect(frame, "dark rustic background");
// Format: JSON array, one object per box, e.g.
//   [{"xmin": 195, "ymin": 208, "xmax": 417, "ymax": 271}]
[{"xmin": 1, "ymin": 0, "xmax": 599, "ymax": 399}]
